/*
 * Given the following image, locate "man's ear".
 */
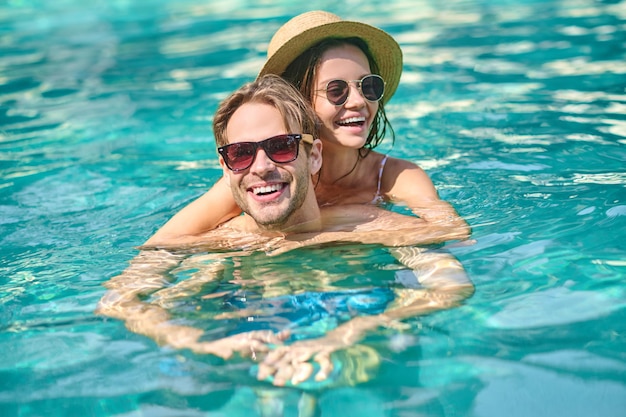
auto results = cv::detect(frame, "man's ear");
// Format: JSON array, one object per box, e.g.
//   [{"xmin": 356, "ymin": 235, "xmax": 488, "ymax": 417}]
[
  {"xmin": 218, "ymin": 156, "xmax": 231, "ymax": 186},
  {"xmin": 308, "ymin": 139, "xmax": 323, "ymax": 176}
]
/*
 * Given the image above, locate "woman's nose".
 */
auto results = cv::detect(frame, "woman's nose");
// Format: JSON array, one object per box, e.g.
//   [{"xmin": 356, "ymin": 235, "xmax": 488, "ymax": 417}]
[{"xmin": 344, "ymin": 82, "xmax": 366, "ymax": 108}]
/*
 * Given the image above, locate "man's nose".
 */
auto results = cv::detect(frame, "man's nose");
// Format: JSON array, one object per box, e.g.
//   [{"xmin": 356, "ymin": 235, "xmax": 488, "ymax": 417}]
[{"xmin": 248, "ymin": 148, "xmax": 276, "ymax": 174}]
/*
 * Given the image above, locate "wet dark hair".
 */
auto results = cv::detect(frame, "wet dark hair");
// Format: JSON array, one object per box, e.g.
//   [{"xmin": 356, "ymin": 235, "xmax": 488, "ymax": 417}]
[{"xmin": 281, "ymin": 37, "xmax": 395, "ymax": 158}]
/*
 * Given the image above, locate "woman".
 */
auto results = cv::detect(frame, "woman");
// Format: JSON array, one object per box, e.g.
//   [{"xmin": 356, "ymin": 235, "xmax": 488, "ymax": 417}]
[{"xmin": 146, "ymin": 11, "xmax": 469, "ymax": 246}]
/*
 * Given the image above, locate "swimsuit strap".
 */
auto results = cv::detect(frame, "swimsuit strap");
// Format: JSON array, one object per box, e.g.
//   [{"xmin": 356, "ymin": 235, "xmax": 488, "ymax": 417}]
[{"xmin": 372, "ymin": 155, "xmax": 389, "ymax": 204}]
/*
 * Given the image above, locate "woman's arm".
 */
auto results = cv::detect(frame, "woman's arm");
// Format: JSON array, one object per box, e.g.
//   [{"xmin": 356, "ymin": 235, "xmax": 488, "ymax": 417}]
[
  {"xmin": 145, "ymin": 177, "xmax": 242, "ymax": 246},
  {"xmin": 265, "ymin": 204, "xmax": 469, "ymax": 256},
  {"xmin": 383, "ymin": 158, "xmax": 471, "ymax": 240}
]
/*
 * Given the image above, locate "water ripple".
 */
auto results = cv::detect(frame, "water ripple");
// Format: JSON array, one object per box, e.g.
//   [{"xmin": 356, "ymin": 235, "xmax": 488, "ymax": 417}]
[{"xmin": 1, "ymin": 1, "xmax": 625, "ymax": 415}]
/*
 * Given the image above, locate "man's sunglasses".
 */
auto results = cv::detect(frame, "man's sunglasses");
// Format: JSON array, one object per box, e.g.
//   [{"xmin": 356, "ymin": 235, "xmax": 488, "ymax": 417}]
[
  {"xmin": 318, "ymin": 74, "xmax": 385, "ymax": 106},
  {"xmin": 218, "ymin": 133, "xmax": 314, "ymax": 172}
]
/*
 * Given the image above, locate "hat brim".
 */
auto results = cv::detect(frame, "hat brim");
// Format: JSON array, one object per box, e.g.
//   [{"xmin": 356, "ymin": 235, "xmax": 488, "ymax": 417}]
[{"xmin": 258, "ymin": 20, "xmax": 403, "ymax": 104}]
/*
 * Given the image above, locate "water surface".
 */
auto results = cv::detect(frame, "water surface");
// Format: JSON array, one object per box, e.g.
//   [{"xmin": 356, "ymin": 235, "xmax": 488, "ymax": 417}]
[{"xmin": 1, "ymin": 0, "xmax": 625, "ymax": 416}]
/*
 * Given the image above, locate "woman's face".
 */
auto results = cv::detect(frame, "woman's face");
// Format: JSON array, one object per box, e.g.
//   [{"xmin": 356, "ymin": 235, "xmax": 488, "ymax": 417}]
[{"xmin": 312, "ymin": 43, "xmax": 378, "ymax": 151}]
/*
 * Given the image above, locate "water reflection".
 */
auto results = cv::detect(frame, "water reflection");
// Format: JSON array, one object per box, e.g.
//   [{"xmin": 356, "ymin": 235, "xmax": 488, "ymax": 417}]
[{"xmin": 1, "ymin": 0, "xmax": 625, "ymax": 416}]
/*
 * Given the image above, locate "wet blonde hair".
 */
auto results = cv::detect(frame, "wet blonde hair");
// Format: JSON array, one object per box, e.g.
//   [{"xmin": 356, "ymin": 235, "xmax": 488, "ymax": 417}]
[{"xmin": 213, "ymin": 74, "xmax": 320, "ymax": 148}]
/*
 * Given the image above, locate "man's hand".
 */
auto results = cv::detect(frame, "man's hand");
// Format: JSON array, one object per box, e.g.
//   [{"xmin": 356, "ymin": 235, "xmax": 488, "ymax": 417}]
[
  {"xmin": 256, "ymin": 337, "xmax": 338, "ymax": 386},
  {"xmin": 192, "ymin": 330, "xmax": 290, "ymax": 360},
  {"xmin": 256, "ymin": 315, "xmax": 386, "ymax": 386}
]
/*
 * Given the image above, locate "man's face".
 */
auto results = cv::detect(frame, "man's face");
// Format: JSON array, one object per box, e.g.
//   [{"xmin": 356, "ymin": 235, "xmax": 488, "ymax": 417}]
[{"xmin": 220, "ymin": 102, "xmax": 315, "ymax": 229}]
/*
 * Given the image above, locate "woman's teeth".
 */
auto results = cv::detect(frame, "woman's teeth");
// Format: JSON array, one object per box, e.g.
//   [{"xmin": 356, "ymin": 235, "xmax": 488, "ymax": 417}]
[{"xmin": 337, "ymin": 116, "xmax": 365, "ymax": 126}]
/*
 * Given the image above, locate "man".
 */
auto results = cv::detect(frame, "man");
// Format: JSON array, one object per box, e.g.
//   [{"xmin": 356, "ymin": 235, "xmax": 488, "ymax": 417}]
[{"xmin": 97, "ymin": 75, "xmax": 473, "ymax": 388}]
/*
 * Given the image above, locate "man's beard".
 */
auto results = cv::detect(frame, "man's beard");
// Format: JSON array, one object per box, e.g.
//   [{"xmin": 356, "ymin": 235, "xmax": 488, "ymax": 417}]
[{"xmin": 233, "ymin": 170, "xmax": 309, "ymax": 230}]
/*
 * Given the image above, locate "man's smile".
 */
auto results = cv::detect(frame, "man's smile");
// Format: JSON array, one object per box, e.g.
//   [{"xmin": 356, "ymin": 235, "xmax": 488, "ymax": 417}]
[{"xmin": 250, "ymin": 182, "xmax": 286, "ymax": 196}]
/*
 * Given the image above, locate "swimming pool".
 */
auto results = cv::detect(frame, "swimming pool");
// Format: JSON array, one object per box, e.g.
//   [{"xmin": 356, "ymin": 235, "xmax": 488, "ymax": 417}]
[{"xmin": 1, "ymin": 0, "xmax": 625, "ymax": 415}]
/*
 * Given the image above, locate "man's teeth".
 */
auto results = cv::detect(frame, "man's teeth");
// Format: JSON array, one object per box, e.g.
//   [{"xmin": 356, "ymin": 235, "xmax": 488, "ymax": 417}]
[
  {"xmin": 338, "ymin": 116, "xmax": 365, "ymax": 126},
  {"xmin": 252, "ymin": 184, "xmax": 282, "ymax": 195}
]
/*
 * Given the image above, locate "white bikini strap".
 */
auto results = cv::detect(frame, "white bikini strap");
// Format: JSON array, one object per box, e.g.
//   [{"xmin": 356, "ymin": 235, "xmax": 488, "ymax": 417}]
[{"xmin": 376, "ymin": 155, "xmax": 389, "ymax": 198}]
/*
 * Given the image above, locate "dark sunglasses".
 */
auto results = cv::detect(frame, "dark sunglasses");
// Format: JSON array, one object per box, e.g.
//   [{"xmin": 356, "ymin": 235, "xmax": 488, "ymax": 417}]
[
  {"xmin": 218, "ymin": 133, "xmax": 314, "ymax": 172},
  {"xmin": 318, "ymin": 74, "xmax": 385, "ymax": 106}
]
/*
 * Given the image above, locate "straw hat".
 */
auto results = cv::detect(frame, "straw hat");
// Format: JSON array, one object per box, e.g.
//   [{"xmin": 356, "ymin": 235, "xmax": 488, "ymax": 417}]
[{"xmin": 258, "ymin": 10, "xmax": 403, "ymax": 103}]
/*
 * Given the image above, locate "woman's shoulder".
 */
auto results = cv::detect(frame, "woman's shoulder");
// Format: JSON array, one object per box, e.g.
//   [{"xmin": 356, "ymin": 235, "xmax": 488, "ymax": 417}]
[
  {"xmin": 377, "ymin": 154, "xmax": 438, "ymax": 199},
  {"xmin": 364, "ymin": 151, "xmax": 420, "ymax": 169},
  {"xmin": 362, "ymin": 152, "xmax": 428, "ymax": 184},
  {"xmin": 366, "ymin": 154, "xmax": 424, "ymax": 181},
  {"xmin": 384, "ymin": 155, "xmax": 422, "ymax": 170}
]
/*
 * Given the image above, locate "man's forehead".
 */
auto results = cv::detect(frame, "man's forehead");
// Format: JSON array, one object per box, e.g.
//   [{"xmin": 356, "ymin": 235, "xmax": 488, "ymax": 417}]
[{"xmin": 226, "ymin": 102, "xmax": 293, "ymax": 143}]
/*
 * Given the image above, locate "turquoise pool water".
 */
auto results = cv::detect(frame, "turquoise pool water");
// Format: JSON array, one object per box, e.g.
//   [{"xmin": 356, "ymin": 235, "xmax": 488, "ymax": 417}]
[{"xmin": 1, "ymin": 0, "xmax": 625, "ymax": 416}]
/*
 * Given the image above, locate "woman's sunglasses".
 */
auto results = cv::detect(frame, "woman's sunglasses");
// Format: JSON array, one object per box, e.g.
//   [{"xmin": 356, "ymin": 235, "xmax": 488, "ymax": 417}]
[
  {"xmin": 218, "ymin": 133, "xmax": 314, "ymax": 172},
  {"xmin": 318, "ymin": 74, "xmax": 385, "ymax": 106}
]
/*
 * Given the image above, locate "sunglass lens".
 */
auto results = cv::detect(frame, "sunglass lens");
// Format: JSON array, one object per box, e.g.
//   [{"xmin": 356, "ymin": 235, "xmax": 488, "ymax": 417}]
[
  {"xmin": 220, "ymin": 134, "xmax": 302, "ymax": 171},
  {"xmin": 362, "ymin": 75, "xmax": 385, "ymax": 102},
  {"xmin": 325, "ymin": 80, "xmax": 349, "ymax": 105},
  {"xmin": 226, "ymin": 143, "xmax": 255, "ymax": 170},
  {"xmin": 266, "ymin": 135, "xmax": 298, "ymax": 163}
]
